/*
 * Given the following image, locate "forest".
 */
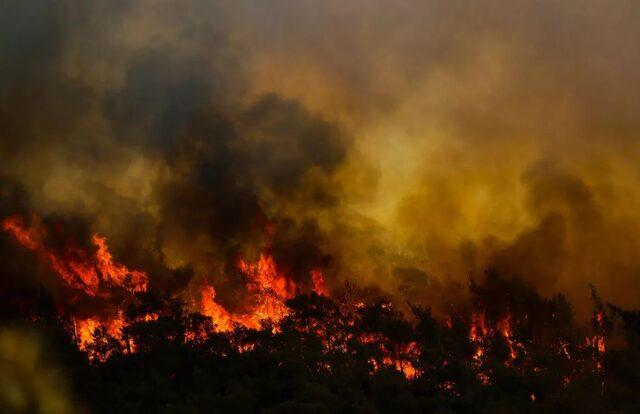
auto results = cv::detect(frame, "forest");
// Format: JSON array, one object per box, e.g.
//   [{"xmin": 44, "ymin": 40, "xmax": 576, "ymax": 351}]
[{"xmin": 4, "ymin": 270, "xmax": 639, "ymax": 414}]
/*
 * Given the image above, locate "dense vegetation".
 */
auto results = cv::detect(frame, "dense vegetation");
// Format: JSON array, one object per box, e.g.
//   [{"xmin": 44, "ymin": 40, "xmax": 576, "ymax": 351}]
[{"xmin": 5, "ymin": 271, "xmax": 640, "ymax": 414}]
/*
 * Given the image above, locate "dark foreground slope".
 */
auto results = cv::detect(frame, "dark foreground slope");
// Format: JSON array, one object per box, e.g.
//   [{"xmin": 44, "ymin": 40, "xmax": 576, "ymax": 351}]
[{"xmin": 3, "ymin": 272, "xmax": 640, "ymax": 414}]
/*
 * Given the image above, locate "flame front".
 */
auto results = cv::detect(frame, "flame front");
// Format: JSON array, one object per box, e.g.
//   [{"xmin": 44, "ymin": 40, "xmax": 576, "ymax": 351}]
[
  {"xmin": 0, "ymin": 214, "xmax": 617, "ymax": 383},
  {"xmin": 2, "ymin": 216, "xmax": 148, "ymax": 297}
]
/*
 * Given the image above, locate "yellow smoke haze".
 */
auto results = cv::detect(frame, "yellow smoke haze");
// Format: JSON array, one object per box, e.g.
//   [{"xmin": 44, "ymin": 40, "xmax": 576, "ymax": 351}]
[
  {"xmin": 0, "ymin": 328, "xmax": 79, "ymax": 414},
  {"xmin": 3, "ymin": 0, "xmax": 640, "ymax": 317}
]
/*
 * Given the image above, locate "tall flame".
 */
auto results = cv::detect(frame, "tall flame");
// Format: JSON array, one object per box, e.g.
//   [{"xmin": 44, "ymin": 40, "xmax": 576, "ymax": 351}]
[
  {"xmin": 200, "ymin": 254, "xmax": 298, "ymax": 331},
  {"xmin": 311, "ymin": 269, "xmax": 327, "ymax": 296},
  {"xmin": 200, "ymin": 285, "xmax": 234, "ymax": 332},
  {"xmin": 469, "ymin": 312, "xmax": 488, "ymax": 361},
  {"xmin": 2, "ymin": 215, "xmax": 148, "ymax": 296}
]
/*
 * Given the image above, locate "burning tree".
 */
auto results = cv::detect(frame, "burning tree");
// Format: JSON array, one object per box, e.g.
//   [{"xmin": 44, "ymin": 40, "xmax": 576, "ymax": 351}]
[{"xmin": 3, "ymin": 217, "xmax": 640, "ymax": 413}]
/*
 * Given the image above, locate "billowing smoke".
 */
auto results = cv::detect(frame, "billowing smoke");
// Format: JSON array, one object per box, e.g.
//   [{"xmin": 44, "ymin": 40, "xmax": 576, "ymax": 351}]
[{"xmin": 2, "ymin": 0, "xmax": 640, "ymax": 318}]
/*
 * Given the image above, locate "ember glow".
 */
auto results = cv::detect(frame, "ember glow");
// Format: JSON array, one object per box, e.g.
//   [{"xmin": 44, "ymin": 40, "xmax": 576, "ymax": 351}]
[{"xmin": 469, "ymin": 312, "xmax": 489, "ymax": 362}]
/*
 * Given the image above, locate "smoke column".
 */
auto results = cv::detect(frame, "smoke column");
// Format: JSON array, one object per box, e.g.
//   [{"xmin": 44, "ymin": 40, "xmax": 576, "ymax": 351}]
[{"xmin": 2, "ymin": 0, "xmax": 640, "ymax": 317}]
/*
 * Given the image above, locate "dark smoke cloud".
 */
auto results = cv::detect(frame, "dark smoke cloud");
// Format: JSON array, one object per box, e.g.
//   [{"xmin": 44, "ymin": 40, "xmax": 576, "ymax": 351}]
[
  {"xmin": 0, "ymin": 0, "xmax": 354, "ymax": 314},
  {"xmin": 2, "ymin": 0, "xmax": 640, "ymax": 318}
]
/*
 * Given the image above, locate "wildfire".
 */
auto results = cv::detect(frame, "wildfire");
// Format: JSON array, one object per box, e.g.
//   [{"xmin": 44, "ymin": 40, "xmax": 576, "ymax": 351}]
[
  {"xmin": 4, "ymin": 215, "xmax": 338, "ymax": 360},
  {"xmin": 384, "ymin": 341, "xmax": 420, "ymax": 379},
  {"xmin": 92, "ymin": 235, "xmax": 147, "ymax": 293},
  {"xmin": 2, "ymin": 216, "xmax": 41, "ymax": 250},
  {"xmin": 239, "ymin": 254, "xmax": 296, "ymax": 299},
  {"xmin": 497, "ymin": 313, "xmax": 519, "ymax": 363},
  {"xmin": 311, "ymin": 269, "xmax": 327, "ymax": 296},
  {"xmin": 239, "ymin": 254, "xmax": 296, "ymax": 326},
  {"xmin": 588, "ymin": 311, "xmax": 607, "ymax": 373},
  {"xmin": 200, "ymin": 253, "xmax": 297, "ymax": 331},
  {"xmin": 74, "ymin": 312, "xmax": 127, "ymax": 361},
  {"xmin": 2, "ymin": 215, "xmax": 148, "ymax": 296},
  {"xmin": 75, "ymin": 318, "xmax": 100, "ymax": 350},
  {"xmin": 200, "ymin": 285, "xmax": 234, "ymax": 332},
  {"xmin": 469, "ymin": 312, "xmax": 488, "ymax": 361},
  {"xmin": 3, "ymin": 215, "xmax": 153, "ymax": 359},
  {"xmin": 470, "ymin": 312, "xmax": 520, "ymax": 362},
  {"xmin": 1, "ymin": 214, "xmax": 613, "ymax": 386}
]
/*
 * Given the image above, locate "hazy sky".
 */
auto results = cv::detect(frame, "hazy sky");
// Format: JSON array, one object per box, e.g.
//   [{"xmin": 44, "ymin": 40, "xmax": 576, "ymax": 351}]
[{"xmin": 2, "ymin": 0, "xmax": 640, "ymax": 316}]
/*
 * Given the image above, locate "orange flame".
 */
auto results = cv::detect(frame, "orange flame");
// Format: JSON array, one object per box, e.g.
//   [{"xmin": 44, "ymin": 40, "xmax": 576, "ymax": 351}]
[
  {"xmin": 75, "ymin": 312, "xmax": 128, "ymax": 361},
  {"xmin": 368, "ymin": 341, "xmax": 419, "ymax": 380},
  {"xmin": 497, "ymin": 313, "xmax": 518, "ymax": 363},
  {"xmin": 469, "ymin": 311, "xmax": 522, "ymax": 378},
  {"xmin": 200, "ymin": 254, "xmax": 296, "ymax": 332},
  {"xmin": 239, "ymin": 254, "xmax": 295, "ymax": 299},
  {"xmin": 311, "ymin": 269, "xmax": 327, "ymax": 296},
  {"xmin": 200, "ymin": 285, "xmax": 234, "ymax": 332},
  {"xmin": 588, "ymin": 311, "xmax": 606, "ymax": 373},
  {"xmin": 2, "ymin": 215, "xmax": 148, "ymax": 296},
  {"xmin": 76, "ymin": 318, "xmax": 100, "ymax": 351},
  {"xmin": 238, "ymin": 254, "xmax": 295, "ymax": 327},
  {"xmin": 2, "ymin": 216, "xmax": 41, "ymax": 250},
  {"xmin": 93, "ymin": 235, "xmax": 147, "ymax": 293},
  {"xmin": 469, "ymin": 312, "xmax": 488, "ymax": 361}
]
